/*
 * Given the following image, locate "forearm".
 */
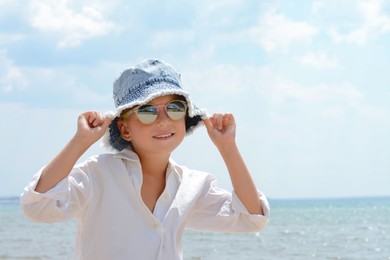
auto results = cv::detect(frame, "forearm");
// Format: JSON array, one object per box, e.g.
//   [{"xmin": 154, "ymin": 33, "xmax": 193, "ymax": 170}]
[
  {"xmin": 34, "ymin": 135, "xmax": 91, "ymax": 193},
  {"xmin": 34, "ymin": 111, "xmax": 111, "ymax": 193},
  {"xmin": 218, "ymin": 143, "xmax": 263, "ymax": 215},
  {"xmin": 204, "ymin": 113, "xmax": 263, "ymax": 215}
]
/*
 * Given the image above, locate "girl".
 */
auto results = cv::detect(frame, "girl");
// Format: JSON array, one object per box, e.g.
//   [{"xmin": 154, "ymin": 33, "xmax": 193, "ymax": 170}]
[{"xmin": 21, "ymin": 59, "xmax": 269, "ymax": 260}]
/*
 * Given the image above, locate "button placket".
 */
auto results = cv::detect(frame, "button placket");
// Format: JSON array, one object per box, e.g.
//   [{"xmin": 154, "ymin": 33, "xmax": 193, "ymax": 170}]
[
  {"xmin": 163, "ymin": 192, "xmax": 170, "ymax": 201},
  {"xmin": 152, "ymin": 222, "xmax": 159, "ymax": 229}
]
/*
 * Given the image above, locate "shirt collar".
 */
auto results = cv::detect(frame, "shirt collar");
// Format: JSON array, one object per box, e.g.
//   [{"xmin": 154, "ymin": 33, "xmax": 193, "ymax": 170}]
[
  {"xmin": 167, "ymin": 158, "xmax": 183, "ymax": 182},
  {"xmin": 112, "ymin": 148, "xmax": 141, "ymax": 162},
  {"xmin": 112, "ymin": 148, "xmax": 183, "ymax": 181}
]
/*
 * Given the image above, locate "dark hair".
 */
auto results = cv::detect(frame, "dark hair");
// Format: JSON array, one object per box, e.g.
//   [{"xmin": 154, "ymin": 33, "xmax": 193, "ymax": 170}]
[{"xmin": 185, "ymin": 114, "xmax": 203, "ymax": 132}]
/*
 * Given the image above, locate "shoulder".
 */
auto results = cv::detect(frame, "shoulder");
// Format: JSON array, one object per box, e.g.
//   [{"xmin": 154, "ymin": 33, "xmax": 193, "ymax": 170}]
[
  {"xmin": 76, "ymin": 153, "xmax": 116, "ymax": 166},
  {"xmin": 170, "ymin": 161, "xmax": 216, "ymax": 185},
  {"xmin": 171, "ymin": 163, "xmax": 227, "ymax": 202},
  {"xmin": 73, "ymin": 153, "xmax": 125, "ymax": 176}
]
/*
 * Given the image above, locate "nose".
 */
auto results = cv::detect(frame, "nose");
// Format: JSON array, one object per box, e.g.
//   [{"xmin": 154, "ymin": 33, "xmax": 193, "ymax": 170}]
[{"xmin": 155, "ymin": 106, "xmax": 171, "ymax": 125}]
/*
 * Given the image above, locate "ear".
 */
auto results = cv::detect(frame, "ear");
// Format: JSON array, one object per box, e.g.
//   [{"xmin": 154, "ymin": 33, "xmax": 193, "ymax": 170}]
[{"xmin": 117, "ymin": 119, "xmax": 132, "ymax": 141}]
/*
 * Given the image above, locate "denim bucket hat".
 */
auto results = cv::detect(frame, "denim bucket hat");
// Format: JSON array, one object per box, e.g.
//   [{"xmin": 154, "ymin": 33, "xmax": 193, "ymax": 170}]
[{"xmin": 102, "ymin": 59, "xmax": 207, "ymax": 151}]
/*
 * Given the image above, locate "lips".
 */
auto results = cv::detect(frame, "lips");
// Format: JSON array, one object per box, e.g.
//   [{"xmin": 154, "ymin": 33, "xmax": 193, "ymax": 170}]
[{"xmin": 153, "ymin": 133, "xmax": 174, "ymax": 139}]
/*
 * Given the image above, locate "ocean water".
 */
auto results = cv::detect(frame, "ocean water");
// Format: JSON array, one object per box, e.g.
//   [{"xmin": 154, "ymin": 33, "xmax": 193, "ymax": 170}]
[{"xmin": 0, "ymin": 197, "xmax": 389, "ymax": 260}]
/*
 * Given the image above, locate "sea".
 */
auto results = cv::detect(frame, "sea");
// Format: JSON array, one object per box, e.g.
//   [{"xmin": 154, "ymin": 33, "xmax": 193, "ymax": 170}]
[{"xmin": 0, "ymin": 197, "xmax": 389, "ymax": 260}]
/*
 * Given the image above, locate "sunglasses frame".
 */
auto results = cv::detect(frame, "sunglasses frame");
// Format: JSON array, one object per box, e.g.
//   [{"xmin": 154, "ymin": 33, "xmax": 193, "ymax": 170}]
[{"xmin": 121, "ymin": 100, "xmax": 188, "ymax": 125}]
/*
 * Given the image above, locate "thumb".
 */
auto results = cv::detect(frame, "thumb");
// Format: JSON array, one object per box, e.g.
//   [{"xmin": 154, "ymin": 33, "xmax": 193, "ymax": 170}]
[
  {"xmin": 203, "ymin": 117, "xmax": 213, "ymax": 132},
  {"xmin": 101, "ymin": 116, "xmax": 113, "ymax": 129}
]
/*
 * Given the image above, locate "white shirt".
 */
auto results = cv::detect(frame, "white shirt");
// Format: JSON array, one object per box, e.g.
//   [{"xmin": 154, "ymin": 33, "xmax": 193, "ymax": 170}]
[{"xmin": 20, "ymin": 149, "xmax": 269, "ymax": 260}]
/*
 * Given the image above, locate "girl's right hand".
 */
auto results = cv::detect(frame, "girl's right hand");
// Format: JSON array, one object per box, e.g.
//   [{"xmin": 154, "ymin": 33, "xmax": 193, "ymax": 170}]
[{"xmin": 75, "ymin": 111, "xmax": 113, "ymax": 146}]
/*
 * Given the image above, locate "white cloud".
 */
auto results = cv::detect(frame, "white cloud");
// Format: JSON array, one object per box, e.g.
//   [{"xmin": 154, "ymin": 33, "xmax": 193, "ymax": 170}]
[
  {"xmin": 356, "ymin": 104, "xmax": 390, "ymax": 119},
  {"xmin": 267, "ymin": 78, "xmax": 365, "ymax": 105},
  {"xmin": 182, "ymin": 63, "xmax": 266, "ymax": 95},
  {"xmin": 193, "ymin": 0, "xmax": 243, "ymax": 27},
  {"xmin": 0, "ymin": 102, "xmax": 106, "ymax": 194},
  {"xmin": 0, "ymin": 50, "xmax": 29, "ymax": 93},
  {"xmin": 312, "ymin": 0, "xmax": 326, "ymax": 14},
  {"xmin": 0, "ymin": 0, "xmax": 17, "ymax": 13},
  {"xmin": 149, "ymin": 30, "xmax": 195, "ymax": 49},
  {"xmin": 249, "ymin": 8, "xmax": 318, "ymax": 53},
  {"xmin": 28, "ymin": 0, "xmax": 117, "ymax": 48},
  {"xmin": 200, "ymin": 0, "xmax": 241, "ymax": 12},
  {"xmin": 260, "ymin": 76, "xmax": 389, "ymax": 120},
  {"xmin": 321, "ymin": 105, "xmax": 345, "ymax": 119},
  {"xmin": 189, "ymin": 44, "xmax": 215, "ymax": 61},
  {"xmin": 184, "ymin": 62, "xmax": 364, "ymax": 108},
  {"xmin": 297, "ymin": 51, "xmax": 339, "ymax": 69},
  {"xmin": 0, "ymin": 33, "xmax": 24, "ymax": 46},
  {"xmin": 1, "ymin": 60, "xmax": 124, "ymax": 109},
  {"xmin": 18, "ymin": 64, "xmax": 114, "ymax": 108},
  {"xmin": 329, "ymin": 0, "xmax": 390, "ymax": 45},
  {"xmin": 72, "ymin": 86, "xmax": 112, "ymax": 108}
]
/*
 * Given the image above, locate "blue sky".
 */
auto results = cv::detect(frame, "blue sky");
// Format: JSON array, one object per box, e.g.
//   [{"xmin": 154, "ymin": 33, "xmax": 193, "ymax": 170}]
[{"xmin": 1, "ymin": 0, "xmax": 389, "ymax": 198}]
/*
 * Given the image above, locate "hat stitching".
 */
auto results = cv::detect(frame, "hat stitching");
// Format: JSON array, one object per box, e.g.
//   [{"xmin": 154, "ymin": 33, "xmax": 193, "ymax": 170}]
[{"xmin": 115, "ymin": 77, "xmax": 180, "ymax": 106}]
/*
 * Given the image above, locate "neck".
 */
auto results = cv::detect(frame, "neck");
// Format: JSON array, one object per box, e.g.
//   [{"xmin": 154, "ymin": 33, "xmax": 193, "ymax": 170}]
[{"xmin": 137, "ymin": 152, "xmax": 171, "ymax": 178}]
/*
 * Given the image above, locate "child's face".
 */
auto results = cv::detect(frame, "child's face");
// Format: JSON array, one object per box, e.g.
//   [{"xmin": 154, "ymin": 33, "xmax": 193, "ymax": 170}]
[{"xmin": 119, "ymin": 95, "xmax": 187, "ymax": 157}]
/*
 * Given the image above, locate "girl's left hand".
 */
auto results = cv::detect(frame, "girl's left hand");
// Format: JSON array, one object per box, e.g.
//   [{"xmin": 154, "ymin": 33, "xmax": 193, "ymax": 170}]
[{"xmin": 203, "ymin": 113, "xmax": 236, "ymax": 149}]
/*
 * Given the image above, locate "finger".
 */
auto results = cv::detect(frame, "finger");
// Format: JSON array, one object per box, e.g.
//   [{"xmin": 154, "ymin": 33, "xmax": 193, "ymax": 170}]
[
  {"xmin": 203, "ymin": 117, "xmax": 213, "ymax": 132},
  {"xmin": 223, "ymin": 113, "xmax": 235, "ymax": 126},
  {"xmin": 103, "ymin": 111, "xmax": 116, "ymax": 120},
  {"xmin": 101, "ymin": 116, "xmax": 113, "ymax": 129},
  {"xmin": 86, "ymin": 112, "xmax": 102, "ymax": 127},
  {"xmin": 86, "ymin": 112, "xmax": 96, "ymax": 125},
  {"xmin": 214, "ymin": 113, "xmax": 223, "ymax": 130},
  {"xmin": 96, "ymin": 112, "xmax": 104, "ymax": 126},
  {"xmin": 89, "ymin": 112, "xmax": 97, "ymax": 127}
]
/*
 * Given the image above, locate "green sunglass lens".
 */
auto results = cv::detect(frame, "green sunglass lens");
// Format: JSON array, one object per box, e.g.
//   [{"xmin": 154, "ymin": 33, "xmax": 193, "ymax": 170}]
[
  {"xmin": 135, "ymin": 101, "xmax": 187, "ymax": 124},
  {"xmin": 166, "ymin": 101, "xmax": 186, "ymax": 120},
  {"xmin": 137, "ymin": 105, "xmax": 158, "ymax": 124}
]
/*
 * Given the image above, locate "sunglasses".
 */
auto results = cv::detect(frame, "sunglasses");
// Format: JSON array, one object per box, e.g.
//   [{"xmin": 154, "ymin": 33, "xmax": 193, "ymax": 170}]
[{"xmin": 121, "ymin": 100, "xmax": 188, "ymax": 125}]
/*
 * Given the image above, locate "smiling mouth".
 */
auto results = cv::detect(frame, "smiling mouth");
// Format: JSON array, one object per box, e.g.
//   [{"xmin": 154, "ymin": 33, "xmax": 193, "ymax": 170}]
[{"xmin": 153, "ymin": 133, "xmax": 174, "ymax": 139}]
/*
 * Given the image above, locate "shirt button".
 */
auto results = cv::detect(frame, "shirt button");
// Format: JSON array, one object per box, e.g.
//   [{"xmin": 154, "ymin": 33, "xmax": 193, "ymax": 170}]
[
  {"xmin": 163, "ymin": 193, "xmax": 170, "ymax": 200},
  {"xmin": 152, "ymin": 223, "xmax": 159, "ymax": 229}
]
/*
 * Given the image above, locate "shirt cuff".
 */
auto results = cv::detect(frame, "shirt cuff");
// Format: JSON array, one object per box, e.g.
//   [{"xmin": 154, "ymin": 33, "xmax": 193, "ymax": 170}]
[
  {"xmin": 19, "ymin": 167, "xmax": 70, "ymax": 205},
  {"xmin": 231, "ymin": 190, "xmax": 270, "ymax": 217}
]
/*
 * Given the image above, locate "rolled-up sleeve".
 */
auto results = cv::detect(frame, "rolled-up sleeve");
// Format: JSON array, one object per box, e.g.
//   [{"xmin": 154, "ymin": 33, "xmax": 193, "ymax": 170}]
[
  {"xmin": 186, "ymin": 176, "xmax": 270, "ymax": 233},
  {"xmin": 20, "ymin": 166, "xmax": 91, "ymax": 223}
]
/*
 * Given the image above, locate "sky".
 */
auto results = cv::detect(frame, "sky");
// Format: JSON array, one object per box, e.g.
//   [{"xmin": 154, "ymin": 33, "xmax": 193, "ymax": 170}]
[{"xmin": 0, "ymin": 0, "xmax": 389, "ymax": 199}]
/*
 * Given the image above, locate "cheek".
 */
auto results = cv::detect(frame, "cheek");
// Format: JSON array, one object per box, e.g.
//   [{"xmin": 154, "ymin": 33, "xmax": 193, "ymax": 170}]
[
  {"xmin": 126, "ymin": 121, "xmax": 143, "ymax": 137},
  {"xmin": 176, "ymin": 119, "xmax": 187, "ymax": 136},
  {"xmin": 120, "ymin": 117, "xmax": 141, "ymax": 138}
]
